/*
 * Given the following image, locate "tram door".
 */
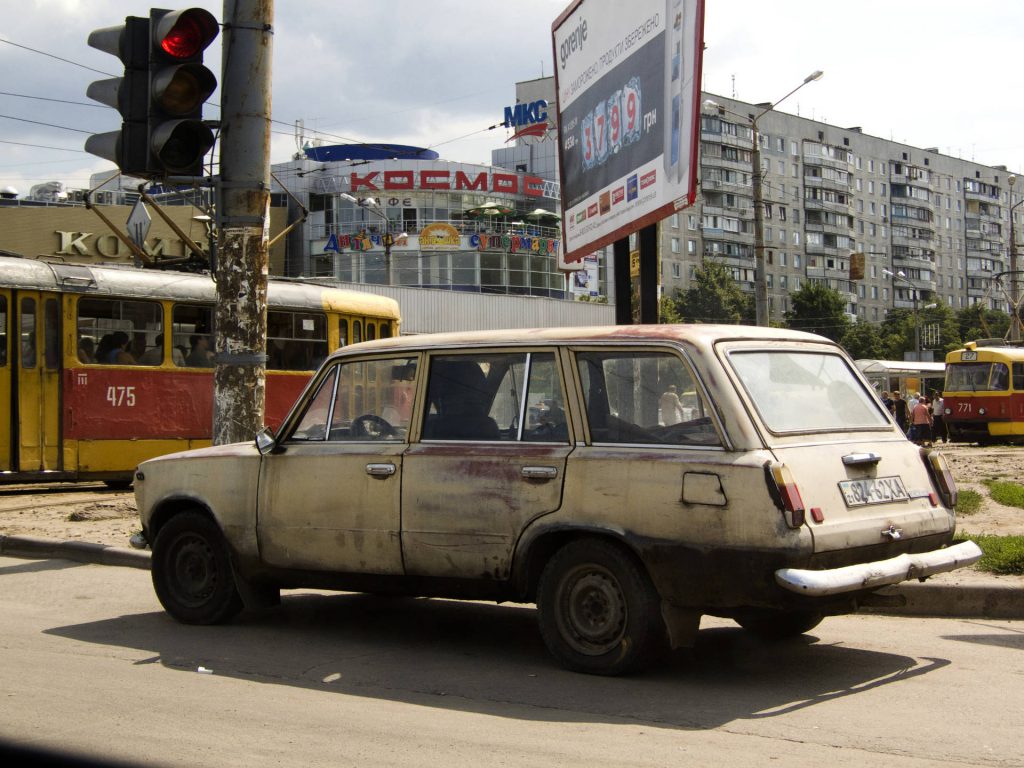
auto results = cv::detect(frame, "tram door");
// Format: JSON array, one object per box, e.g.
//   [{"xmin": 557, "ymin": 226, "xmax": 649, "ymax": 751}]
[
  {"xmin": 0, "ymin": 290, "xmax": 9, "ymax": 471},
  {"xmin": 13, "ymin": 292, "xmax": 62, "ymax": 472}
]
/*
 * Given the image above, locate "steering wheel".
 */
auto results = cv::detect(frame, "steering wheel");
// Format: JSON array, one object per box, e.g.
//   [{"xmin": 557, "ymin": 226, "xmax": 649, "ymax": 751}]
[{"xmin": 351, "ymin": 414, "xmax": 396, "ymax": 439}]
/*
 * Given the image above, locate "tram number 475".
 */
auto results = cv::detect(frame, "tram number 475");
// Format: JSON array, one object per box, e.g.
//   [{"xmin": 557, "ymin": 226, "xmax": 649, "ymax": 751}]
[{"xmin": 106, "ymin": 386, "xmax": 136, "ymax": 407}]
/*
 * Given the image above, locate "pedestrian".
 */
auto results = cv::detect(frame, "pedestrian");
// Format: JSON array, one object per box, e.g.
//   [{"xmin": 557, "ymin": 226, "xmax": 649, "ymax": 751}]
[
  {"xmin": 909, "ymin": 395, "xmax": 933, "ymax": 444},
  {"xmin": 881, "ymin": 390, "xmax": 895, "ymax": 415},
  {"xmin": 931, "ymin": 390, "xmax": 947, "ymax": 443},
  {"xmin": 892, "ymin": 391, "xmax": 909, "ymax": 433}
]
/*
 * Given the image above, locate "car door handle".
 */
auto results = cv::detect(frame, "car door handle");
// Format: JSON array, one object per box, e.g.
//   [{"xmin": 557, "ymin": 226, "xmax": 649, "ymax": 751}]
[
  {"xmin": 366, "ymin": 463, "xmax": 397, "ymax": 477},
  {"xmin": 521, "ymin": 465, "xmax": 558, "ymax": 480}
]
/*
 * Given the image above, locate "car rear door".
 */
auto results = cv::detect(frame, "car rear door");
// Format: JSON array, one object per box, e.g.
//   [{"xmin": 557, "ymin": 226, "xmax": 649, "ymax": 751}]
[{"xmin": 400, "ymin": 350, "xmax": 571, "ymax": 580}]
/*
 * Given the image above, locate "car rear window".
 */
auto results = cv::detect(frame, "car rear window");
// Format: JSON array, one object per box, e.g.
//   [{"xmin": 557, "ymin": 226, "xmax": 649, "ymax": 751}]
[{"xmin": 729, "ymin": 350, "xmax": 889, "ymax": 433}]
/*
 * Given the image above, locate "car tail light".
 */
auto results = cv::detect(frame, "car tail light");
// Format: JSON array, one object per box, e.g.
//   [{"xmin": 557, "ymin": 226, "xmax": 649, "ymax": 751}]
[
  {"xmin": 922, "ymin": 449, "xmax": 957, "ymax": 509},
  {"xmin": 766, "ymin": 462, "xmax": 806, "ymax": 528}
]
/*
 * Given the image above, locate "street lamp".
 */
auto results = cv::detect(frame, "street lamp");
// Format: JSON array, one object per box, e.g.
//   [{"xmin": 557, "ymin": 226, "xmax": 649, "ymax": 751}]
[
  {"xmin": 1008, "ymin": 175, "xmax": 1022, "ymax": 341},
  {"xmin": 704, "ymin": 69, "xmax": 823, "ymax": 327},
  {"xmin": 884, "ymin": 268, "xmax": 934, "ymax": 361},
  {"xmin": 340, "ymin": 193, "xmax": 406, "ymax": 284}
]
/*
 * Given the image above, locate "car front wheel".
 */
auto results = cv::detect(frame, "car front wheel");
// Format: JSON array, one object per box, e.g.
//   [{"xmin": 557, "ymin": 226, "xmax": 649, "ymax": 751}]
[
  {"xmin": 537, "ymin": 538, "xmax": 665, "ymax": 675},
  {"xmin": 151, "ymin": 511, "xmax": 243, "ymax": 625}
]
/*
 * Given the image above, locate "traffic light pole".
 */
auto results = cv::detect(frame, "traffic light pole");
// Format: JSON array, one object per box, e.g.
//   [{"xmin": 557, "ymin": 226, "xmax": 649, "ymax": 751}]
[{"xmin": 213, "ymin": 0, "xmax": 274, "ymax": 445}]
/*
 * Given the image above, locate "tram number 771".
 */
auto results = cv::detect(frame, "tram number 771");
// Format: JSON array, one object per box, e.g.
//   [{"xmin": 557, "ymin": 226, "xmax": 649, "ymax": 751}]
[{"xmin": 106, "ymin": 386, "xmax": 137, "ymax": 408}]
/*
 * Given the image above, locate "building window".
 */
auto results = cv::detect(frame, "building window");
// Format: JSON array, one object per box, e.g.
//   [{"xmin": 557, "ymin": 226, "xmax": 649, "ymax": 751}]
[{"xmin": 671, "ymin": 237, "xmax": 680, "ymax": 254}]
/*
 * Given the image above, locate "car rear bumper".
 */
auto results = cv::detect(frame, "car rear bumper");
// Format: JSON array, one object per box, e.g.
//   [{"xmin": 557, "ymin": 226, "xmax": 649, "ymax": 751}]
[{"xmin": 775, "ymin": 540, "xmax": 983, "ymax": 597}]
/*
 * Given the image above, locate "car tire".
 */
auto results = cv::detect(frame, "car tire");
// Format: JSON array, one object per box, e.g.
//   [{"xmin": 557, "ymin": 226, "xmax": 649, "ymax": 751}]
[
  {"xmin": 537, "ymin": 538, "xmax": 666, "ymax": 676},
  {"xmin": 151, "ymin": 511, "xmax": 243, "ymax": 625},
  {"xmin": 735, "ymin": 610, "xmax": 823, "ymax": 640}
]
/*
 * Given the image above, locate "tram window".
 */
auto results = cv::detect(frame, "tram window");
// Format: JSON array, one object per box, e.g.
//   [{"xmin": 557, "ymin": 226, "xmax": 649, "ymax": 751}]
[
  {"xmin": 267, "ymin": 310, "xmax": 328, "ymax": 371},
  {"xmin": 171, "ymin": 304, "xmax": 214, "ymax": 368},
  {"xmin": 0, "ymin": 295, "xmax": 7, "ymax": 366},
  {"xmin": 992, "ymin": 363, "xmax": 1010, "ymax": 391},
  {"xmin": 78, "ymin": 297, "xmax": 162, "ymax": 366},
  {"xmin": 20, "ymin": 297, "xmax": 36, "ymax": 368},
  {"xmin": 380, "ymin": 321, "xmax": 391, "ymax": 339},
  {"xmin": 366, "ymin": 323, "xmax": 376, "ymax": 342},
  {"xmin": 44, "ymin": 298, "xmax": 59, "ymax": 370},
  {"xmin": 1014, "ymin": 363, "xmax": 1024, "ymax": 391},
  {"xmin": 338, "ymin": 319, "xmax": 349, "ymax": 348},
  {"xmin": 353, "ymin": 320, "xmax": 363, "ymax": 344}
]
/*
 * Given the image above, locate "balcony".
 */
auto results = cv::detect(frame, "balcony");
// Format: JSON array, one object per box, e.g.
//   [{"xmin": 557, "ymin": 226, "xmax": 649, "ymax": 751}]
[{"xmin": 803, "ymin": 174, "xmax": 849, "ymax": 192}]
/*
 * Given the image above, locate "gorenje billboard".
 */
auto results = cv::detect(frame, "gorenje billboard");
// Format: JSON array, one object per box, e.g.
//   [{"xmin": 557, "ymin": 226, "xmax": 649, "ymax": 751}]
[{"xmin": 552, "ymin": 0, "xmax": 704, "ymax": 264}]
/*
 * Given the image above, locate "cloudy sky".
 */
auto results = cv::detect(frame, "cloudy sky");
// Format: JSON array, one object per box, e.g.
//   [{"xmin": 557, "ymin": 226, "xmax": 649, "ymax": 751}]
[{"xmin": 1, "ymin": 0, "xmax": 1022, "ymax": 196}]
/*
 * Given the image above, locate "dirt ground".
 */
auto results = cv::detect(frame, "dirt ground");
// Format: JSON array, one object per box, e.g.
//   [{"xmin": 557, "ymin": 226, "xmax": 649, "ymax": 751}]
[{"xmin": 0, "ymin": 442, "xmax": 1021, "ymax": 547}]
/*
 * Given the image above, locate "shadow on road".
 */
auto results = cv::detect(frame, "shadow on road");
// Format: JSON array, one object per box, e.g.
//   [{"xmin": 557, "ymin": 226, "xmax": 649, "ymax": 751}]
[{"xmin": 47, "ymin": 591, "xmax": 951, "ymax": 730}]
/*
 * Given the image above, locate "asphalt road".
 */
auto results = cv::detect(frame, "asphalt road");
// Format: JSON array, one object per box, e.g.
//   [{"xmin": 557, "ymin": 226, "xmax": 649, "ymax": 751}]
[{"xmin": 1, "ymin": 554, "xmax": 1022, "ymax": 767}]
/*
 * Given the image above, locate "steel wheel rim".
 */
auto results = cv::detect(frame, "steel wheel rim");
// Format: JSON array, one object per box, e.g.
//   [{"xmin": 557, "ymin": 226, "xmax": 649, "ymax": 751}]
[
  {"xmin": 557, "ymin": 564, "xmax": 627, "ymax": 656},
  {"xmin": 168, "ymin": 533, "xmax": 217, "ymax": 607}
]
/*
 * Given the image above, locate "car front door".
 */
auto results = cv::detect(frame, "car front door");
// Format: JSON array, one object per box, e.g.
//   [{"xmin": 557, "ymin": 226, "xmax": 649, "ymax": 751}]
[
  {"xmin": 256, "ymin": 355, "xmax": 418, "ymax": 575},
  {"xmin": 400, "ymin": 350, "xmax": 571, "ymax": 580}
]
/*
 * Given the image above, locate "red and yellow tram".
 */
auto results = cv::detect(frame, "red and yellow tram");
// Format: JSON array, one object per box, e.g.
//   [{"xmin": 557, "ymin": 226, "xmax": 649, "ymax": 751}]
[
  {"xmin": 0, "ymin": 254, "xmax": 400, "ymax": 484},
  {"xmin": 943, "ymin": 341, "xmax": 1024, "ymax": 444}
]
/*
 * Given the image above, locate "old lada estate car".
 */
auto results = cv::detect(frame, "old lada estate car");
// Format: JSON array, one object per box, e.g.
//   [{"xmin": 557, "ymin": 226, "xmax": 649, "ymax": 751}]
[{"xmin": 133, "ymin": 325, "xmax": 980, "ymax": 675}]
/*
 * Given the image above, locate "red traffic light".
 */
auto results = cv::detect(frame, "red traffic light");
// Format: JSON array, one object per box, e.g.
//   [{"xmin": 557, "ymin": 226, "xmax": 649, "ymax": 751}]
[{"xmin": 154, "ymin": 8, "xmax": 218, "ymax": 60}]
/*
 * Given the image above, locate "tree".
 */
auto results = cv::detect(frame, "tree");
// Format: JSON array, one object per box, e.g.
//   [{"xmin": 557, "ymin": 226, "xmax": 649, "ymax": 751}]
[
  {"xmin": 784, "ymin": 281, "xmax": 850, "ymax": 342},
  {"xmin": 840, "ymin": 321, "xmax": 886, "ymax": 360},
  {"xmin": 956, "ymin": 305, "xmax": 1010, "ymax": 344},
  {"xmin": 659, "ymin": 293, "xmax": 683, "ymax": 324},
  {"xmin": 672, "ymin": 260, "xmax": 753, "ymax": 324}
]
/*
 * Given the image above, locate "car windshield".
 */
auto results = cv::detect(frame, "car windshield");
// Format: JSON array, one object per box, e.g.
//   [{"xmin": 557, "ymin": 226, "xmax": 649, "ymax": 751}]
[{"xmin": 729, "ymin": 350, "xmax": 890, "ymax": 433}]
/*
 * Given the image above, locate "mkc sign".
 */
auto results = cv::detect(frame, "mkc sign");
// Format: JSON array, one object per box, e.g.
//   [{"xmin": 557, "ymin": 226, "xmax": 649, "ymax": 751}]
[
  {"xmin": 349, "ymin": 169, "xmax": 544, "ymax": 197},
  {"xmin": 503, "ymin": 99, "xmax": 550, "ymax": 141}
]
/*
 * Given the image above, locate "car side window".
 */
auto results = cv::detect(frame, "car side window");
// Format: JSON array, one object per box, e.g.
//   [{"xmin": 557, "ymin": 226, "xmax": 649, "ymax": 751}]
[
  {"xmin": 575, "ymin": 349, "xmax": 720, "ymax": 446},
  {"xmin": 422, "ymin": 351, "xmax": 568, "ymax": 443},
  {"xmin": 290, "ymin": 356, "xmax": 417, "ymax": 442}
]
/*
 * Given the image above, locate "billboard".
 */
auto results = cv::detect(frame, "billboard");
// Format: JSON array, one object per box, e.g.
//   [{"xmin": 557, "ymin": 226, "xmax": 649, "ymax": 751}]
[{"xmin": 552, "ymin": 0, "xmax": 704, "ymax": 264}]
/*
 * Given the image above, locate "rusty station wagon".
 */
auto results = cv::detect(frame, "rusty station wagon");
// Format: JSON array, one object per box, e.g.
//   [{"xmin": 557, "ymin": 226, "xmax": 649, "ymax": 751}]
[{"xmin": 133, "ymin": 325, "xmax": 981, "ymax": 675}]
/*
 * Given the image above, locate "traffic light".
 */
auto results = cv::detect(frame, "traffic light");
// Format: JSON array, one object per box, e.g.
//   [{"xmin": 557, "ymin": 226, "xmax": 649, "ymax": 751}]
[
  {"xmin": 147, "ymin": 7, "xmax": 219, "ymax": 176},
  {"xmin": 84, "ymin": 16, "xmax": 151, "ymax": 176},
  {"xmin": 85, "ymin": 8, "xmax": 218, "ymax": 179}
]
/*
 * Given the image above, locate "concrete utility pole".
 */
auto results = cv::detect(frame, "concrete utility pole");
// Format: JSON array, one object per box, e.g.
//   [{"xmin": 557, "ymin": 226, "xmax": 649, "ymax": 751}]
[
  {"xmin": 1009, "ymin": 175, "xmax": 1021, "ymax": 342},
  {"xmin": 703, "ymin": 69, "xmax": 822, "ymax": 327},
  {"xmin": 213, "ymin": 0, "xmax": 274, "ymax": 444}
]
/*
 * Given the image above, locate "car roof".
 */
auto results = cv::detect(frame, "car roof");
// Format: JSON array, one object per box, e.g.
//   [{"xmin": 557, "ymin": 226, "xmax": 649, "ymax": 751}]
[{"xmin": 335, "ymin": 324, "xmax": 832, "ymax": 359}]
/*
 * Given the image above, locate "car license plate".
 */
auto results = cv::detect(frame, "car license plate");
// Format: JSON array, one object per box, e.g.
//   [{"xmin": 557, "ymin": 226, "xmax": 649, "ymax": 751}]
[{"xmin": 838, "ymin": 476, "xmax": 909, "ymax": 507}]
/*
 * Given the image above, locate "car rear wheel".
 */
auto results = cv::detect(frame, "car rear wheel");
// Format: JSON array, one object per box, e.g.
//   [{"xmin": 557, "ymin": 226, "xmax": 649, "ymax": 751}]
[
  {"xmin": 151, "ymin": 511, "xmax": 243, "ymax": 625},
  {"xmin": 537, "ymin": 538, "xmax": 665, "ymax": 675},
  {"xmin": 735, "ymin": 610, "xmax": 823, "ymax": 640}
]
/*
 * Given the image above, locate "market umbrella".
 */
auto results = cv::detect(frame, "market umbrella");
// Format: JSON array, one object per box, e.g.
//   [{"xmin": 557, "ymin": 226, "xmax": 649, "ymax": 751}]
[
  {"xmin": 465, "ymin": 202, "xmax": 515, "ymax": 218},
  {"xmin": 526, "ymin": 207, "xmax": 561, "ymax": 220}
]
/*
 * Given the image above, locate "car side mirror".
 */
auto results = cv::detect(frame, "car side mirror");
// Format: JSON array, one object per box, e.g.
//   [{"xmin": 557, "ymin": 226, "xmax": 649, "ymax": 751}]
[{"xmin": 255, "ymin": 426, "xmax": 277, "ymax": 455}]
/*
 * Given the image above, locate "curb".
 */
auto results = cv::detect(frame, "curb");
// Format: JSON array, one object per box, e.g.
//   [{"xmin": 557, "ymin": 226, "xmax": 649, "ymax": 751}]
[
  {"xmin": 0, "ymin": 534, "xmax": 150, "ymax": 570},
  {"xmin": 0, "ymin": 535, "xmax": 1021, "ymax": 620},
  {"xmin": 865, "ymin": 580, "xmax": 1024, "ymax": 621}
]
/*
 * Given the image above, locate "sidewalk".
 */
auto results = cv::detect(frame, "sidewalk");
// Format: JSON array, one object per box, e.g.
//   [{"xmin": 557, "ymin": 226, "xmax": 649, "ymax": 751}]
[{"xmin": 1, "ymin": 533, "xmax": 1022, "ymax": 620}]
